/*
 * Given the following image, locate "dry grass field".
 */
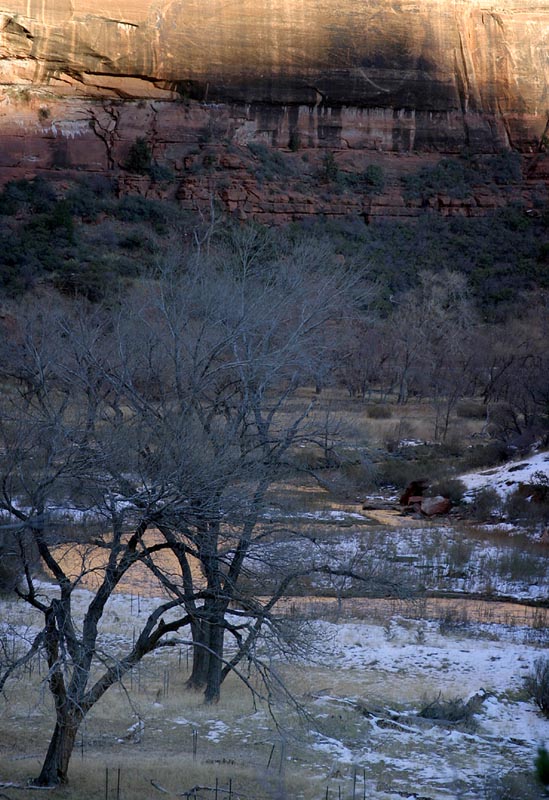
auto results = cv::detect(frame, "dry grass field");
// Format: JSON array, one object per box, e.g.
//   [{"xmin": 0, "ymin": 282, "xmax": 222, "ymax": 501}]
[
  {"xmin": 1, "ymin": 527, "xmax": 547, "ymax": 800},
  {"xmin": 1, "ymin": 397, "xmax": 547, "ymax": 800},
  {"xmin": 0, "ymin": 593, "xmax": 547, "ymax": 800}
]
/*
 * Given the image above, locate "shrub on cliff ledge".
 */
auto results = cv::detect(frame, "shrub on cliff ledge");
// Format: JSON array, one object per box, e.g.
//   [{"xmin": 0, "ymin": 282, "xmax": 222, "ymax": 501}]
[
  {"xmin": 402, "ymin": 157, "xmax": 474, "ymax": 200},
  {"xmin": 248, "ymin": 141, "xmax": 298, "ymax": 180},
  {"xmin": 320, "ymin": 151, "xmax": 339, "ymax": 183},
  {"xmin": 403, "ymin": 152, "xmax": 522, "ymax": 202},
  {"xmin": 123, "ymin": 136, "xmax": 152, "ymax": 174},
  {"xmin": 363, "ymin": 164, "xmax": 385, "ymax": 192},
  {"xmin": 113, "ymin": 195, "xmax": 175, "ymax": 232},
  {"xmin": 0, "ymin": 176, "xmax": 57, "ymax": 215}
]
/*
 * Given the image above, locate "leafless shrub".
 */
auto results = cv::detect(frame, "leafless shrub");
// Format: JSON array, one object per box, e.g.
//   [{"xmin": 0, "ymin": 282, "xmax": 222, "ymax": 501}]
[
  {"xmin": 456, "ymin": 399, "xmax": 487, "ymax": 419},
  {"xmin": 366, "ymin": 404, "xmax": 392, "ymax": 419},
  {"xmin": 438, "ymin": 606, "xmax": 470, "ymax": 634},
  {"xmin": 418, "ymin": 692, "xmax": 479, "ymax": 728},
  {"xmin": 495, "ymin": 549, "xmax": 544, "ymax": 582},
  {"xmin": 429, "ymin": 477, "xmax": 466, "ymax": 504},
  {"xmin": 445, "ymin": 536, "xmax": 474, "ymax": 571},
  {"xmin": 524, "ymin": 656, "xmax": 549, "ymax": 716},
  {"xmin": 467, "ymin": 487, "xmax": 502, "ymax": 521}
]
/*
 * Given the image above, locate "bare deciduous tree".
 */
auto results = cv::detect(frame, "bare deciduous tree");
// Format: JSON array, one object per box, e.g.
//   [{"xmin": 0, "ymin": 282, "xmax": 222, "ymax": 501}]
[
  {"xmin": 479, "ymin": 293, "xmax": 549, "ymax": 446},
  {"xmin": 0, "ymin": 240, "xmax": 368, "ymax": 785},
  {"xmin": 384, "ymin": 270, "xmax": 476, "ymax": 438}
]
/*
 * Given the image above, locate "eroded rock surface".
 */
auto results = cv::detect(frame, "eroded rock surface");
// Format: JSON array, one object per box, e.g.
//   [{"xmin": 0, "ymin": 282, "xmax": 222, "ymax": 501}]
[
  {"xmin": 0, "ymin": 0, "xmax": 548, "ymax": 150},
  {"xmin": 0, "ymin": 95, "xmax": 546, "ymax": 222}
]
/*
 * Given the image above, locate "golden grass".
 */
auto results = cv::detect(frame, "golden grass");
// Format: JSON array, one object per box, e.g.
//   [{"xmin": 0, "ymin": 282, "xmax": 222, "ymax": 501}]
[
  {"xmin": 0, "ymin": 391, "xmax": 539, "ymax": 799},
  {"xmin": 275, "ymin": 386, "xmax": 485, "ymax": 451},
  {"xmin": 0, "ymin": 652, "xmax": 340, "ymax": 800},
  {"xmin": 1, "ymin": 587, "xmax": 547, "ymax": 800}
]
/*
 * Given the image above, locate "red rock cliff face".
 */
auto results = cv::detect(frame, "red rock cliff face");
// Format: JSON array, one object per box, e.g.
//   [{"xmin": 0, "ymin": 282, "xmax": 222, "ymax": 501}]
[{"xmin": 0, "ymin": 0, "xmax": 548, "ymax": 151}]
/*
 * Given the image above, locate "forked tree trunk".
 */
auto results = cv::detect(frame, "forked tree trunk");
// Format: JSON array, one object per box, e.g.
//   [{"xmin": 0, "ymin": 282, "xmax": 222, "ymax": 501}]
[
  {"xmin": 34, "ymin": 707, "xmax": 82, "ymax": 786},
  {"xmin": 186, "ymin": 613, "xmax": 225, "ymax": 702}
]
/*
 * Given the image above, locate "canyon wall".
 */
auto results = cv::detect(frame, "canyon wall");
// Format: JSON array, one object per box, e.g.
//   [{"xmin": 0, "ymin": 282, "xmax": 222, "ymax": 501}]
[{"xmin": 0, "ymin": 0, "xmax": 548, "ymax": 153}]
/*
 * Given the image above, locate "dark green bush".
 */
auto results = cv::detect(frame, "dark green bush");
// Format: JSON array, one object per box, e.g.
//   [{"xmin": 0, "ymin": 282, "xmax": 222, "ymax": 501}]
[
  {"xmin": 1, "ymin": 197, "xmax": 79, "ymax": 279},
  {"xmin": 403, "ymin": 158, "xmax": 474, "ymax": 200},
  {"xmin": 535, "ymin": 744, "xmax": 549, "ymax": 786},
  {"xmin": 403, "ymin": 152, "xmax": 522, "ymax": 202},
  {"xmin": 320, "ymin": 151, "xmax": 339, "ymax": 183},
  {"xmin": 437, "ymin": 438, "xmax": 465, "ymax": 458},
  {"xmin": 53, "ymin": 258, "xmax": 121, "ymax": 302},
  {"xmin": 65, "ymin": 177, "xmax": 114, "ymax": 218},
  {"xmin": 460, "ymin": 442, "xmax": 511, "ymax": 470},
  {"xmin": 275, "ymin": 205, "xmax": 549, "ymax": 317},
  {"xmin": 149, "ymin": 163, "xmax": 175, "ymax": 183},
  {"xmin": 482, "ymin": 151, "xmax": 522, "ymax": 184},
  {"xmin": 123, "ymin": 137, "xmax": 152, "ymax": 174},
  {"xmin": 0, "ymin": 191, "xmax": 18, "ymax": 216},
  {"xmin": 113, "ymin": 195, "xmax": 172, "ymax": 231},
  {"xmin": 248, "ymin": 142, "xmax": 298, "ymax": 178},
  {"xmin": 20, "ymin": 201, "xmax": 76, "ymax": 263},
  {"xmin": 0, "ymin": 176, "xmax": 57, "ymax": 214},
  {"xmin": 0, "ymin": 252, "xmax": 35, "ymax": 296},
  {"xmin": 288, "ymin": 129, "xmax": 301, "ymax": 152},
  {"xmin": 363, "ymin": 164, "xmax": 385, "ymax": 192},
  {"xmin": 119, "ymin": 230, "xmax": 155, "ymax": 252}
]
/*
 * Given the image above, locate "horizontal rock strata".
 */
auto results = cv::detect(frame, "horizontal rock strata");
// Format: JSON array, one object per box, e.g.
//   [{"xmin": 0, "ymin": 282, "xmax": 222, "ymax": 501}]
[{"xmin": 0, "ymin": 0, "xmax": 548, "ymax": 150}]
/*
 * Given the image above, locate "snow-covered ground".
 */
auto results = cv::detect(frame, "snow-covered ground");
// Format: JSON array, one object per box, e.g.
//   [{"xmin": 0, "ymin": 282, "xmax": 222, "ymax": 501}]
[
  {"xmin": 300, "ymin": 616, "xmax": 548, "ymax": 799},
  {"xmin": 460, "ymin": 450, "xmax": 549, "ymax": 500},
  {"xmin": 1, "ymin": 451, "xmax": 548, "ymax": 798},
  {"xmin": 86, "ymin": 590, "xmax": 549, "ymax": 799},
  {"xmin": 111, "ymin": 598, "xmax": 548, "ymax": 799},
  {"xmin": 1, "ymin": 573, "xmax": 547, "ymax": 799}
]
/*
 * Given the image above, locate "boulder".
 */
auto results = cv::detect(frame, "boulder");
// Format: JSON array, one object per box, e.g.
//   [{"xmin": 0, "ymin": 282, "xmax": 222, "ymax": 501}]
[
  {"xmin": 400, "ymin": 479, "xmax": 429, "ymax": 506},
  {"xmin": 420, "ymin": 496, "xmax": 452, "ymax": 516}
]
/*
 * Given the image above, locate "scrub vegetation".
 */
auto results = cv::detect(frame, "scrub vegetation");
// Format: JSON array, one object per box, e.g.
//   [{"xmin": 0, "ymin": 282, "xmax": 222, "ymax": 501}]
[{"xmin": 0, "ymin": 170, "xmax": 547, "ymax": 797}]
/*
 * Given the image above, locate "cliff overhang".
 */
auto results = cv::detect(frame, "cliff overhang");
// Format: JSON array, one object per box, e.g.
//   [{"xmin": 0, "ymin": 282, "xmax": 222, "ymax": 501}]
[{"xmin": 0, "ymin": 0, "xmax": 548, "ymax": 152}]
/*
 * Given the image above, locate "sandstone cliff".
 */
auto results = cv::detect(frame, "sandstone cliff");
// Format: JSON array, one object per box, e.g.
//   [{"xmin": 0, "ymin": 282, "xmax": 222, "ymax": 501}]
[{"xmin": 0, "ymin": 0, "xmax": 548, "ymax": 151}]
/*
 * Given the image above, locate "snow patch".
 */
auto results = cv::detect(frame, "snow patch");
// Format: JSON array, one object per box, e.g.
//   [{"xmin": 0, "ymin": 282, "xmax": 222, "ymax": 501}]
[{"xmin": 460, "ymin": 451, "xmax": 549, "ymax": 500}]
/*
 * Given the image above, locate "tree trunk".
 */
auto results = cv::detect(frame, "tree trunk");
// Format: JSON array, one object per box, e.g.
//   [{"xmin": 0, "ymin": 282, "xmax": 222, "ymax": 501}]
[
  {"xmin": 34, "ymin": 708, "xmax": 82, "ymax": 786},
  {"xmin": 397, "ymin": 372, "xmax": 409, "ymax": 404},
  {"xmin": 186, "ymin": 619, "xmax": 210, "ymax": 690},
  {"xmin": 204, "ymin": 621, "xmax": 224, "ymax": 704},
  {"xmin": 186, "ymin": 612, "xmax": 225, "ymax": 702}
]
